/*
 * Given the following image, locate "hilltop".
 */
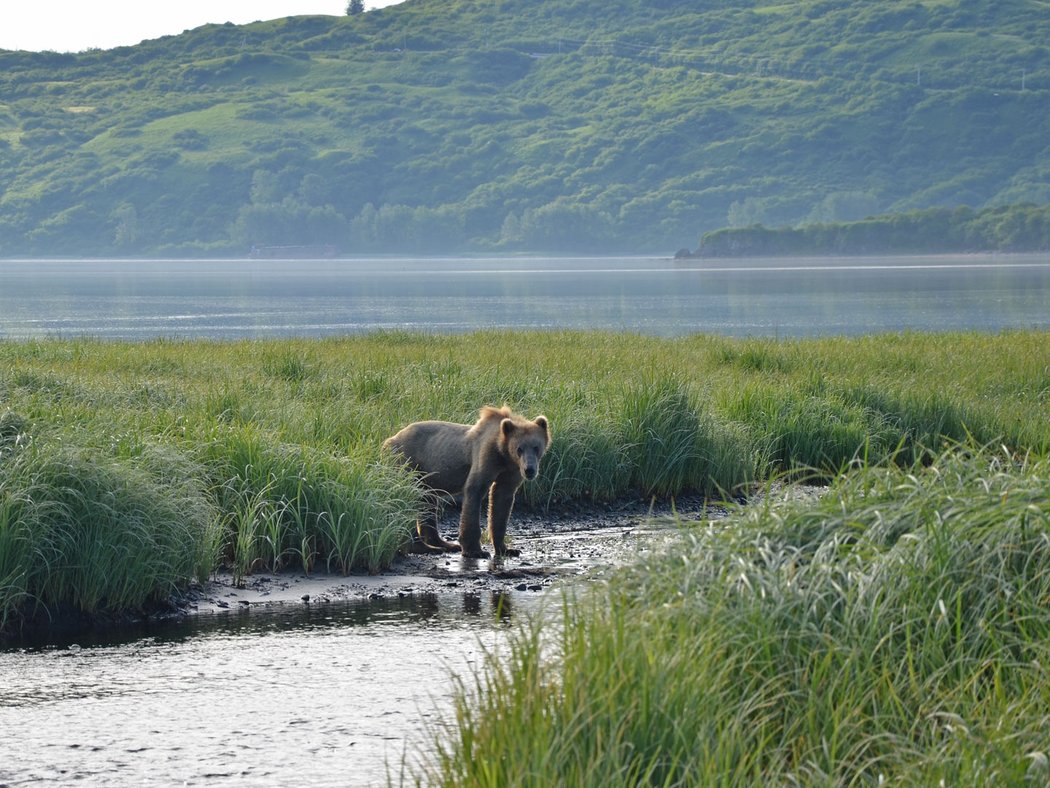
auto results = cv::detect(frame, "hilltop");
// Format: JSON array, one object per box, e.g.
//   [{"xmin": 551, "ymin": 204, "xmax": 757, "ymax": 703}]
[{"xmin": 0, "ymin": 0, "xmax": 1048, "ymax": 256}]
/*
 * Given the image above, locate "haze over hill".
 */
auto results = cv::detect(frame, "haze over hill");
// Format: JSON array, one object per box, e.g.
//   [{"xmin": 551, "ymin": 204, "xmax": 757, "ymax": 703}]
[{"xmin": 0, "ymin": 0, "xmax": 1047, "ymax": 256}]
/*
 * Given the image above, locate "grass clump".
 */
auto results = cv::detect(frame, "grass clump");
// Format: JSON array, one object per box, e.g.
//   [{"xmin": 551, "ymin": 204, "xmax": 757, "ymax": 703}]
[
  {"xmin": 0, "ymin": 412, "xmax": 420, "ymax": 632},
  {"xmin": 201, "ymin": 424, "xmax": 420, "ymax": 579},
  {"xmin": 0, "ymin": 438, "xmax": 221, "ymax": 628},
  {"xmin": 522, "ymin": 414, "xmax": 629, "ymax": 506},
  {"xmin": 719, "ymin": 381, "xmax": 893, "ymax": 474},
  {"xmin": 425, "ymin": 448, "xmax": 1050, "ymax": 786},
  {"xmin": 620, "ymin": 376, "xmax": 755, "ymax": 497}
]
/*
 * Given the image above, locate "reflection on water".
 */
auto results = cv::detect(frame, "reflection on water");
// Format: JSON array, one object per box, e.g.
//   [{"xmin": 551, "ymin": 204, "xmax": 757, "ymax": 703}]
[
  {"xmin": 0, "ymin": 593, "xmax": 527, "ymax": 787},
  {"xmin": 1, "ymin": 255, "xmax": 1048, "ymax": 338}
]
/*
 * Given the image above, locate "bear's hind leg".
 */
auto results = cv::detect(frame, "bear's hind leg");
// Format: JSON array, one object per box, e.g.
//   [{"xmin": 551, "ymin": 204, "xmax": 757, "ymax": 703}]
[{"xmin": 416, "ymin": 509, "xmax": 461, "ymax": 553}]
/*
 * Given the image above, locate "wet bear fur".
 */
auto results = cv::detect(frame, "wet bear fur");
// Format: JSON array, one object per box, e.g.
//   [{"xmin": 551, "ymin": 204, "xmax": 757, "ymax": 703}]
[{"xmin": 383, "ymin": 406, "xmax": 551, "ymax": 558}]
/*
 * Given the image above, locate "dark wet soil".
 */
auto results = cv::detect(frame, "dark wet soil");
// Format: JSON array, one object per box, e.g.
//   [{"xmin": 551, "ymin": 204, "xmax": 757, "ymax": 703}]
[{"xmin": 184, "ymin": 493, "xmax": 739, "ymax": 615}]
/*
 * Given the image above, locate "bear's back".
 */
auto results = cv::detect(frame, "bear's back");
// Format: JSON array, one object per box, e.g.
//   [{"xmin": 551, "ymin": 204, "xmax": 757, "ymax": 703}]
[{"xmin": 385, "ymin": 420, "xmax": 475, "ymax": 493}]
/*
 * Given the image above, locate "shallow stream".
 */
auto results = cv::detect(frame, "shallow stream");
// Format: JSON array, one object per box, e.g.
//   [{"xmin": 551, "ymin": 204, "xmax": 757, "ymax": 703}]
[
  {"xmin": 0, "ymin": 509, "xmax": 692, "ymax": 786},
  {"xmin": 0, "ymin": 592, "xmax": 533, "ymax": 786}
]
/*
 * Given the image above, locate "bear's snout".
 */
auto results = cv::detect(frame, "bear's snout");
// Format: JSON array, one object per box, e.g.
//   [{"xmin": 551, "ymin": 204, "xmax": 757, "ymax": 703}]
[{"xmin": 524, "ymin": 465, "xmax": 538, "ymax": 480}]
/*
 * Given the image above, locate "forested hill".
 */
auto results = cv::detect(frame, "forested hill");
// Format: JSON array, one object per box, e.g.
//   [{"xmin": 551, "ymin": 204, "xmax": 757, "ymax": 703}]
[{"xmin": 1, "ymin": 0, "xmax": 1048, "ymax": 257}]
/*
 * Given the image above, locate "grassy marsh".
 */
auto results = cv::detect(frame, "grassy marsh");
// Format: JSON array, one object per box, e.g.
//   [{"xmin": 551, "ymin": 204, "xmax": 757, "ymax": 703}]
[{"xmin": 0, "ymin": 330, "xmax": 1047, "ymax": 631}]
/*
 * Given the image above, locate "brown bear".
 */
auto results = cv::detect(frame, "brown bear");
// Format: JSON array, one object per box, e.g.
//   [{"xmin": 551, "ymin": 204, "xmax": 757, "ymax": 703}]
[{"xmin": 383, "ymin": 406, "xmax": 551, "ymax": 559}]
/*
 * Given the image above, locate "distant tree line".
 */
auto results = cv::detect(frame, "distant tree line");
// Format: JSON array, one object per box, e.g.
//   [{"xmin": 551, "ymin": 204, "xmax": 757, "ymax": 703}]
[
  {"xmin": 227, "ymin": 172, "xmax": 620, "ymax": 255},
  {"xmin": 696, "ymin": 204, "xmax": 1050, "ymax": 257}
]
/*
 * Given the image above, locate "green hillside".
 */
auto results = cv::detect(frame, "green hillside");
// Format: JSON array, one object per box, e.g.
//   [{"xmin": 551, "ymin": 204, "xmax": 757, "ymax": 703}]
[{"xmin": 1, "ymin": 0, "xmax": 1048, "ymax": 256}]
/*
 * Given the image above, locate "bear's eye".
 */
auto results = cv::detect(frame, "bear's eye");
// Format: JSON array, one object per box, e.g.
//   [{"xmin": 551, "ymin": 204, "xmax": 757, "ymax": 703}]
[{"xmin": 517, "ymin": 447, "xmax": 524, "ymax": 456}]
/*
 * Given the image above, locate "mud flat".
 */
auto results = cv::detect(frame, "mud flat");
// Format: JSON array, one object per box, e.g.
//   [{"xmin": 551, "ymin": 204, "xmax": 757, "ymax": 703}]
[
  {"xmin": 185, "ymin": 495, "xmax": 734, "ymax": 615},
  {"xmin": 185, "ymin": 485, "xmax": 824, "ymax": 616}
]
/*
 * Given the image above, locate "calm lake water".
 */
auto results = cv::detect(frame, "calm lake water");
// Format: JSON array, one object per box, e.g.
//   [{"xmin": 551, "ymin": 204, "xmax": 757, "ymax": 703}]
[
  {"xmin": 2, "ymin": 254, "xmax": 1048, "ymax": 338},
  {"xmin": 0, "ymin": 593, "xmax": 529, "ymax": 787}
]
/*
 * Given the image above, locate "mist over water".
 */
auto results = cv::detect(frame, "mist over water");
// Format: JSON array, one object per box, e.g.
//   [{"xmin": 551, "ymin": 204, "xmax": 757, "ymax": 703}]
[{"xmin": 2, "ymin": 255, "xmax": 1048, "ymax": 338}]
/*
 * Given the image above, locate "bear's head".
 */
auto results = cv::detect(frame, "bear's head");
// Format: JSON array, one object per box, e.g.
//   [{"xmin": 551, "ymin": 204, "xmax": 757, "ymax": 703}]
[{"xmin": 500, "ymin": 415, "xmax": 551, "ymax": 481}]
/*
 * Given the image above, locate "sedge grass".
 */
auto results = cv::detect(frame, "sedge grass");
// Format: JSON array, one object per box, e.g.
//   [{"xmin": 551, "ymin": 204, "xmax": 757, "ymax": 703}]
[
  {"xmin": 423, "ymin": 448, "xmax": 1050, "ymax": 786},
  {"xmin": 200, "ymin": 424, "xmax": 421, "ymax": 577},
  {"xmin": 0, "ymin": 330, "xmax": 1047, "ymax": 631},
  {"xmin": 0, "ymin": 439, "xmax": 221, "ymax": 624}
]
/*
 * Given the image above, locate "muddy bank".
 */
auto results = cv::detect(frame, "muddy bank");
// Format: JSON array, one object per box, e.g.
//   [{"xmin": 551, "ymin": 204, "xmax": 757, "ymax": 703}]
[
  {"xmin": 5, "ymin": 487, "xmax": 822, "ymax": 641},
  {"xmin": 183, "ymin": 493, "xmax": 755, "ymax": 616}
]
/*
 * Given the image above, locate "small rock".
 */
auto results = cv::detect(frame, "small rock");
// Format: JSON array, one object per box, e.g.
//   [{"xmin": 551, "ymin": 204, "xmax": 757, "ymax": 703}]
[
  {"xmin": 301, "ymin": 594, "xmax": 311, "ymax": 603},
  {"xmin": 515, "ymin": 584, "xmax": 528, "ymax": 591}
]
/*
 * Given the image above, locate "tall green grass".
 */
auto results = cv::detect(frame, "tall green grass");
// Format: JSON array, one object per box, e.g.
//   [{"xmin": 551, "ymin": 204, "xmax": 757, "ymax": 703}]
[
  {"xmin": 0, "ymin": 331, "xmax": 1047, "ymax": 630},
  {"xmin": 423, "ymin": 448, "xmax": 1050, "ymax": 785},
  {"xmin": 0, "ymin": 439, "xmax": 221, "ymax": 627},
  {"xmin": 619, "ymin": 376, "xmax": 755, "ymax": 497},
  {"xmin": 0, "ymin": 411, "xmax": 421, "ymax": 631},
  {"xmin": 200, "ymin": 424, "xmax": 421, "ymax": 578}
]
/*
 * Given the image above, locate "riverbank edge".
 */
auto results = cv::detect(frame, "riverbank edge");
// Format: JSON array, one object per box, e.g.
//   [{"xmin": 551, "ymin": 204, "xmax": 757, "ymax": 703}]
[{"xmin": 1, "ymin": 491, "xmax": 752, "ymax": 643}]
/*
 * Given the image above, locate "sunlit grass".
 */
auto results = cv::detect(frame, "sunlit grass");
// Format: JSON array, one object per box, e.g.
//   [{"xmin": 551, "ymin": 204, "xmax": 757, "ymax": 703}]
[
  {"xmin": 201, "ymin": 423, "xmax": 420, "ymax": 578},
  {"xmin": 0, "ymin": 330, "xmax": 1047, "ymax": 630},
  {"xmin": 0, "ymin": 440, "xmax": 221, "ymax": 626},
  {"xmin": 424, "ymin": 448, "xmax": 1050, "ymax": 785}
]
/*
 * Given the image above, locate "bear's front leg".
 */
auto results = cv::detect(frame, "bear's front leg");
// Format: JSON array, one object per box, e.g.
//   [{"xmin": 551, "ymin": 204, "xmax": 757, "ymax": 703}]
[
  {"xmin": 488, "ymin": 476, "xmax": 522, "ymax": 557},
  {"xmin": 458, "ymin": 475, "xmax": 491, "ymax": 559}
]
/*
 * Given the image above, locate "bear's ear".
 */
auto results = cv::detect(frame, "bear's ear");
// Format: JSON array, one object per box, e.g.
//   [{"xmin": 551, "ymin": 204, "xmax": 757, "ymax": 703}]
[
  {"xmin": 534, "ymin": 415, "xmax": 551, "ymax": 445},
  {"xmin": 500, "ymin": 418, "xmax": 516, "ymax": 440}
]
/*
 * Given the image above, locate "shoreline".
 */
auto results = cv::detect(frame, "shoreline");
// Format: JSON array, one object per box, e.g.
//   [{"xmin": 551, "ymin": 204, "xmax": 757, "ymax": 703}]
[
  {"xmin": 155, "ymin": 483, "xmax": 821, "ymax": 625},
  {"xmin": 5, "ymin": 493, "xmax": 749, "ymax": 643},
  {"xmin": 180, "ymin": 493, "xmax": 731, "ymax": 616}
]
